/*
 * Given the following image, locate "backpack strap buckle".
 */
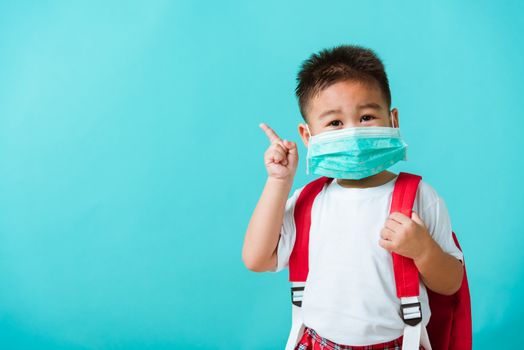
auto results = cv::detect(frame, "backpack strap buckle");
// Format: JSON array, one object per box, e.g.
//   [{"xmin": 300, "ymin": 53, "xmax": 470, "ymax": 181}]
[
  {"xmin": 291, "ymin": 286, "xmax": 304, "ymax": 307},
  {"xmin": 291, "ymin": 282, "xmax": 306, "ymax": 307},
  {"xmin": 400, "ymin": 296, "xmax": 422, "ymax": 327}
]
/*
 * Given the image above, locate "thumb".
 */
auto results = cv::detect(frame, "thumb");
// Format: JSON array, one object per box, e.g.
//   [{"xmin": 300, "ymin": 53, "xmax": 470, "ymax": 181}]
[
  {"xmin": 283, "ymin": 140, "xmax": 298, "ymax": 167},
  {"xmin": 411, "ymin": 211, "xmax": 426, "ymax": 228},
  {"xmin": 283, "ymin": 140, "xmax": 297, "ymax": 154}
]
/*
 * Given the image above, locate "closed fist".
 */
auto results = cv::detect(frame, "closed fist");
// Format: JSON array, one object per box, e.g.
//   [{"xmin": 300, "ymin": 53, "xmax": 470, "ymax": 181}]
[{"xmin": 379, "ymin": 211, "xmax": 432, "ymax": 261}]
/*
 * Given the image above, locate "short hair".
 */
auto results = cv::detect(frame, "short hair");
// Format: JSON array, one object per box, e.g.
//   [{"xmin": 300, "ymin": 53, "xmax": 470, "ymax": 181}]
[{"xmin": 295, "ymin": 44, "xmax": 391, "ymax": 121}]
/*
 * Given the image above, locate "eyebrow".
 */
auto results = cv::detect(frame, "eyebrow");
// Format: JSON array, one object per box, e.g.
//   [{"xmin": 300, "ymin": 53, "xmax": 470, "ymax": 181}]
[
  {"xmin": 357, "ymin": 102, "xmax": 383, "ymax": 110},
  {"xmin": 318, "ymin": 108, "xmax": 343, "ymax": 119},
  {"xmin": 317, "ymin": 102, "xmax": 383, "ymax": 119}
]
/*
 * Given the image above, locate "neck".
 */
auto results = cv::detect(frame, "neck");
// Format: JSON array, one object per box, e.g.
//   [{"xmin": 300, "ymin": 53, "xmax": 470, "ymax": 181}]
[{"xmin": 336, "ymin": 170, "xmax": 397, "ymax": 189}]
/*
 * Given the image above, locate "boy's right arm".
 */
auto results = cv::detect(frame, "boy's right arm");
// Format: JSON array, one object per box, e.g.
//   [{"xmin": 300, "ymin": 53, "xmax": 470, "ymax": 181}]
[{"xmin": 242, "ymin": 123, "xmax": 299, "ymax": 272}]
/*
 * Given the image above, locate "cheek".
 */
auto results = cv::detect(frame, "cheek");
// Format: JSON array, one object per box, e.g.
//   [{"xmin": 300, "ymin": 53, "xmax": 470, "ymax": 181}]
[{"xmin": 374, "ymin": 117, "xmax": 391, "ymax": 127}]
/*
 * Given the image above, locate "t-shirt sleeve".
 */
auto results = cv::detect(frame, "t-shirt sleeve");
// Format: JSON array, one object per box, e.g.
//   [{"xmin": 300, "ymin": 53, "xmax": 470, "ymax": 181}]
[
  {"xmin": 418, "ymin": 195, "xmax": 464, "ymax": 266},
  {"xmin": 267, "ymin": 187, "xmax": 303, "ymax": 273}
]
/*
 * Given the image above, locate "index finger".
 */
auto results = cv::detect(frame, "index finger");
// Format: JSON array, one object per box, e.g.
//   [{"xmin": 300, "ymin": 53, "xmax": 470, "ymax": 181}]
[
  {"xmin": 259, "ymin": 123, "xmax": 282, "ymax": 144},
  {"xmin": 388, "ymin": 212, "xmax": 411, "ymax": 224}
]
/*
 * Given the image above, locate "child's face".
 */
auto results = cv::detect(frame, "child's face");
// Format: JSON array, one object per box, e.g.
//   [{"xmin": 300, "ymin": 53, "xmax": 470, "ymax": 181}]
[{"xmin": 298, "ymin": 79, "xmax": 399, "ymax": 147}]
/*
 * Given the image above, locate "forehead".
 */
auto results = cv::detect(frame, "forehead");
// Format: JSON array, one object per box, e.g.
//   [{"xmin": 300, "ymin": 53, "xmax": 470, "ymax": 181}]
[{"xmin": 306, "ymin": 79, "xmax": 387, "ymax": 121}]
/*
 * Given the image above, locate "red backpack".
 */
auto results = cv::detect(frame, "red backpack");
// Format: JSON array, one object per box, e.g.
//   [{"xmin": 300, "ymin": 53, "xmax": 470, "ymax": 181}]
[{"xmin": 286, "ymin": 172, "xmax": 472, "ymax": 350}]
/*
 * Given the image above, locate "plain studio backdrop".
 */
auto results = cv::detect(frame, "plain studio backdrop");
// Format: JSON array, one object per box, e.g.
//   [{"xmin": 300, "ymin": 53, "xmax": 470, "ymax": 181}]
[{"xmin": 0, "ymin": 1, "xmax": 522, "ymax": 349}]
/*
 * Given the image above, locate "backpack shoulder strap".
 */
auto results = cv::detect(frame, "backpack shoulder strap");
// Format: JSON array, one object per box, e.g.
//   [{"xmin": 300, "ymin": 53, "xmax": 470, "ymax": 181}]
[
  {"xmin": 390, "ymin": 172, "xmax": 422, "ymax": 298},
  {"xmin": 289, "ymin": 176, "xmax": 333, "ymax": 282}
]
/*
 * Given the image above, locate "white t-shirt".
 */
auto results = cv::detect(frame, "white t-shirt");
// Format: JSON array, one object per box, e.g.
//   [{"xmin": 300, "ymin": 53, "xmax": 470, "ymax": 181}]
[{"xmin": 270, "ymin": 174, "xmax": 464, "ymax": 346}]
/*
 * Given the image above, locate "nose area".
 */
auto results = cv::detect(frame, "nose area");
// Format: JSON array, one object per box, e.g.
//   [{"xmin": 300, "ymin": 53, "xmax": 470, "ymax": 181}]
[{"xmin": 343, "ymin": 123, "xmax": 359, "ymax": 129}]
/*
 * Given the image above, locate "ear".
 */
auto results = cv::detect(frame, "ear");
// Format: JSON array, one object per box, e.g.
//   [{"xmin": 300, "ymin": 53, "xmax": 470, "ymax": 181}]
[
  {"xmin": 390, "ymin": 108, "xmax": 400, "ymax": 128},
  {"xmin": 298, "ymin": 122, "xmax": 311, "ymax": 147}
]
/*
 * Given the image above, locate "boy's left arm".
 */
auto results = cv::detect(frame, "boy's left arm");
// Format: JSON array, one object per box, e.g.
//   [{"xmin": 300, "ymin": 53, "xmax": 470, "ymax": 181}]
[{"xmin": 379, "ymin": 211, "xmax": 464, "ymax": 296}]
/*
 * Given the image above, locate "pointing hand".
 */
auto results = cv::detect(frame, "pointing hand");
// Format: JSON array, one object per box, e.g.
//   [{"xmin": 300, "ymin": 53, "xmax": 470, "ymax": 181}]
[{"xmin": 259, "ymin": 123, "xmax": 298, "ymax": 181}]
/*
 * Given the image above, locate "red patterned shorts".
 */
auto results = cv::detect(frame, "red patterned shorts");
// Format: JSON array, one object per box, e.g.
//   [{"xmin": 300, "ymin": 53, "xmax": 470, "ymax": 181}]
[{"xmin": 295, "ymin": 326, "xmax": 426, "ymax": 350}]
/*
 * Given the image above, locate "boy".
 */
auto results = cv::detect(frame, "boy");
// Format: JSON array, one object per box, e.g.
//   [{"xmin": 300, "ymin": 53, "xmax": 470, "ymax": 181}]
[{"xmin": 242, "ymin": 45, "xmax": 464, "ymax": 349}]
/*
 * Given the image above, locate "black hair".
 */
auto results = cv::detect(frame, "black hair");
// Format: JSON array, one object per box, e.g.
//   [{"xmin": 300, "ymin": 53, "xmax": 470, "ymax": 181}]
[{"xmin": 295, "ymin": 44, "xmax": 391, "ymax": 121}]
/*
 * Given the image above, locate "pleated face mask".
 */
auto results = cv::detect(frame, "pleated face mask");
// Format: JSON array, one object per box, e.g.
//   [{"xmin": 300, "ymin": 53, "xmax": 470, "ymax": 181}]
[{"xmin": 305, "ymin": 116, "xmax": 408, "ymax": 179}]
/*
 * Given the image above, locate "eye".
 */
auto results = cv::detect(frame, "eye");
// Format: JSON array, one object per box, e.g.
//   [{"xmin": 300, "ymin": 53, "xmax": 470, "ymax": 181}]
[
  {"xmin": 328, "ymin": 120, "xmax": 342, "ymax": 127},
  {"xmin": 360, "ymin": 115, "xmax": 376, "ymax": 123}
]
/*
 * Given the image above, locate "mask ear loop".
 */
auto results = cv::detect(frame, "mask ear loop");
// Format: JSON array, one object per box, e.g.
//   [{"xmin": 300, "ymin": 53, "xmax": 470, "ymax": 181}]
[
  {"xmin": 390, "ymin": 110, "xmax": 408, "ymax": 161},
  {"xmin": 305, "ymin": 123, "xmax": 312, "ymax": 175}
]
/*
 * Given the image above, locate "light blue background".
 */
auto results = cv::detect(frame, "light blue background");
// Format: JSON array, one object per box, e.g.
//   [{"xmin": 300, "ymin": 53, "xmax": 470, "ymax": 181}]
[{"xmin": 0, "ymin": 1, "xmax": 522, "ymax": 349}]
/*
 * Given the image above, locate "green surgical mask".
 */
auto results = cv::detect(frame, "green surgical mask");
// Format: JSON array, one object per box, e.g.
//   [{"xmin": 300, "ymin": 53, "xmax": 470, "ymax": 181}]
[{"xmin": 305, "ymin": 117, "xmax": 408, "ymax": 179}]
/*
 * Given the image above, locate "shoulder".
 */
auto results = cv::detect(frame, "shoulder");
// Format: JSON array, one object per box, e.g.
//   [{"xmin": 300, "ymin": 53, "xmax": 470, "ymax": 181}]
[
  {"xmin": 289, "ymin": 184, "xmax": 306, "ymax": 200},
  {"xmin": 417, "ymin": 180, "xmax": 440, "ymax": 204},
  {"xmin": 288, "ymin": 177, "xmax": 331, "ymax": 202},
  {"xmin": 284, "ymin": 184, "xmax": 306, "ymax": 210},
  {"xmin": 411, "ymin": 177, "xmax": 447, "ymax": 215}
]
